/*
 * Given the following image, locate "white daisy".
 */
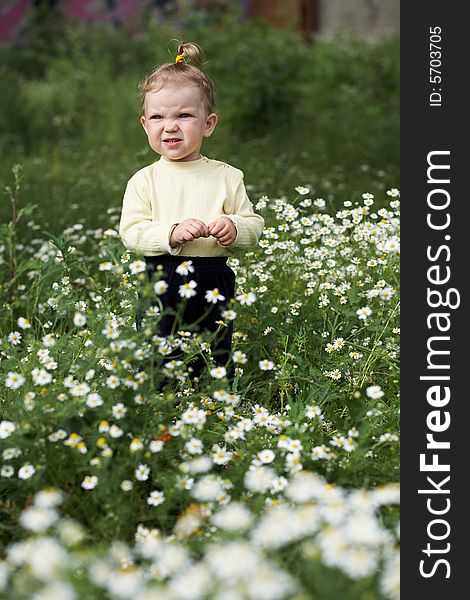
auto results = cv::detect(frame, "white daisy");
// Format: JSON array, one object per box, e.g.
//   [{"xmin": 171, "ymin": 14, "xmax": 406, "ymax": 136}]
[
  {"xmin": 73, "ymin": 312, "xmax": 87, "ymax": 327},
  {"xmin": 222, "ymin": 309, "xmax": 237, "ymax": 320},
  {"xmin": 210, "ymin": 366, "xmax": 227, "ymax": 379},
  {"xmin": 5, "ymin": 372, "xmax": 26, "ymax": 390},
  {"xmin": 17, "ymin": 317, "xmax": 32, "ymax": 329},
  {"xmin": 366, "ymin": 385, "xmax": 384, "ymax": 399},
  {"xmin": 236, "ymin": 292, "xmax": 256, "ymax": 306},
  {"xmin": 356, "ymin": 306, "xmax": 372, "ymax": 320},
  {"xmin": 154, "ymin": 280, "xmax": 169, "ymax": 295},
  {"xmin": 147, "ymin": 490, "xmax": 165, "ymax": 506},
  {"xmin": 81, "ymin": 475, "xmax": 98, "ymax": 489},
  {"xmin": 179, "ymin": 280, "xmax": 197, "ymax": 298},
  {"xmin": 232, "ymin": 351, "xmax": 247, "ymax": 364},
  {"xmin": 112, "ymin": 403, "xmax": 127, "ymax": 419},
  {"xmin": 205, "ymin": 288, "xmax": 225, "ymax": 304},
  {"xmin": 31, "ymin": 368, "xmax": 52, "ymax": 385},
  {"xmin": 129, "ymin": 260, "xmax": 146, "ymax": 274},
  {"xmin": 18, "ymin": 464, "xmax": 36, "ymax": 480},
  {"xmin": 259, "ymin": 359, "xmax": 275, "ymax": 371},
  {"xmin": 8, "ymin": 331, "xmax": 22, "ymax": 345},
  {"xmin": 135, "ymin": 464, "xmax": 150, "ymax": 481},
  {"xmin": 99, "ymin": 261, "xmax": 113, "ymax": 271},
  {"xmin": 258, "ymin": 449, "xmax": 275, "ymax": 464},
  {"xmin": 86, "ymin": 393, "xmax": 103, "ymax": 408},
  {"xmin": 176, "ymin": 260, "xmax": 195, "ymax": 276}
]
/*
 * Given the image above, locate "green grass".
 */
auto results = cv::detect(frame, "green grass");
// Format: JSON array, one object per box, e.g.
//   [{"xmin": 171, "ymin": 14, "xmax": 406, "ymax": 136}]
[
  {"xmin": 0, "ymin": 18, "xmax": 398, "ymax": 233},
  {"xmin": 0, "ymin": 15, "xmax": 399, "ymax": 600}
]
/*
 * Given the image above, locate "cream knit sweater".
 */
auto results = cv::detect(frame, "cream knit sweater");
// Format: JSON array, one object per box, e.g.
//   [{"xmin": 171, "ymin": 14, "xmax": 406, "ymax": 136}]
[{"xmin": 119, "ymin": 155, "xmax": 265, "ymax": 257}]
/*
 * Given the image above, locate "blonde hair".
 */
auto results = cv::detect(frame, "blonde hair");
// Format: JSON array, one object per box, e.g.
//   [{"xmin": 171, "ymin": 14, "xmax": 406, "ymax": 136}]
[{"xmin": 139, "ymin": 42, "xmax": 216, "ymax": 115}]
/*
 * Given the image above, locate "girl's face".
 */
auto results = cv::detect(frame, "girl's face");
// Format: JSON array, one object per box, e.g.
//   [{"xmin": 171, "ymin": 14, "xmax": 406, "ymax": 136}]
[{"xmin": 140, "ymin": 85, "xmax": 218, "ymax": 162}]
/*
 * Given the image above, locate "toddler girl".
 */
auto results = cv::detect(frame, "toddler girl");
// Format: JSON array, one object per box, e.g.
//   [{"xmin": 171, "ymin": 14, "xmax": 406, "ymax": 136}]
[{"xmin": 119, "ymin": 42, "xmax": 264, "ymax": 378}]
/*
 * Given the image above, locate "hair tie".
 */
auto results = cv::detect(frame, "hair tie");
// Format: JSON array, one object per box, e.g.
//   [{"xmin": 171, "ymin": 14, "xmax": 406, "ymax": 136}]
[{"xmin": 175, "ymin": 53, "xmax": 185, "ymax": 64}]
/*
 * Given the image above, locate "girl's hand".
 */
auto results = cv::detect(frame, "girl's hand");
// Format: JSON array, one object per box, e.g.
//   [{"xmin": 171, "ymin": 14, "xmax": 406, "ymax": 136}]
[
  {"xmin": 208, "ymin": 216, "xmax": 237, "ymax": 246},
  {"xmin": 170, "ymin": 219, "xmax": 209, "ymax": 246}
]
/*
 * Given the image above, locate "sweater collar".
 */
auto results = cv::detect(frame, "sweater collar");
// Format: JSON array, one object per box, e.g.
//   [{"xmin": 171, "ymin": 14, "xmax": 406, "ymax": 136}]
[{"xmin": 157, "ymin": 155, "xmax": 209, "ymax": 172}]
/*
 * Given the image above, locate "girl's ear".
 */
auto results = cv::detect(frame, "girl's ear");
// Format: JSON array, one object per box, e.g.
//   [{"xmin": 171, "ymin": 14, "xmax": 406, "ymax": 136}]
[
  {"xmin": 140, "ymin": 115, "xmax": 148, "ymax": 134},
  {"xmin": 204, "ymin": 113, "xmax": 218, "ymax": 138}
]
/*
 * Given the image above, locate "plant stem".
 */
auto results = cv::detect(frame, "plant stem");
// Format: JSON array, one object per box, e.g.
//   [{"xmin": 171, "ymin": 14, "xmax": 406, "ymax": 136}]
[
  {"xmin": 358, "ymin": 301, "xmax": 400, "ymax": 388},
  {"xmin": 6, "ymin": 165, "xmax": 23, "ymax": 304}
]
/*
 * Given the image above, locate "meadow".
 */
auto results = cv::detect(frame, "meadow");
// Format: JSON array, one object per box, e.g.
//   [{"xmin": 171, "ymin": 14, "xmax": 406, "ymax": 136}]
[{"xmin": 0, "ymin": 11, "xmax": 399, "ymax": 599}]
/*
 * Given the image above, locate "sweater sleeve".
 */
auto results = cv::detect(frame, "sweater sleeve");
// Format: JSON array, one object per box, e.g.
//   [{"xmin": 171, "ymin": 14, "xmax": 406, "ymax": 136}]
[
  {"xmin": 223, "ymin": 175, "xmax": 265, "ymax": 253},
  {"xmin": 119, "ymin": 173, "xmax": 182, "ymax": 256}
]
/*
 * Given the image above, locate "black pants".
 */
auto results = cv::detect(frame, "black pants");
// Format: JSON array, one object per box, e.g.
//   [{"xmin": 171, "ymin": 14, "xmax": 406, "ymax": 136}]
[{"xmin": 137, "ymin": 255, "xmax": 235, "ymax": 378}]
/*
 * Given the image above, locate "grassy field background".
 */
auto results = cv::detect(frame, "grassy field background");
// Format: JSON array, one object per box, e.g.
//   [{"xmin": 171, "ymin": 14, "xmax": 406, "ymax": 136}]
[
  {"xmin": 0, "ymin": 9, "xmax": 400, "ymax": 600},
  {"xmin": 0, "ymin": 10, "xmax": 399, "ymax": 233}
]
